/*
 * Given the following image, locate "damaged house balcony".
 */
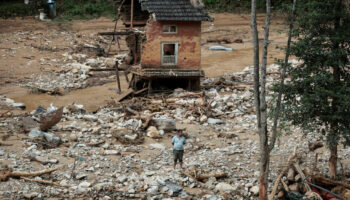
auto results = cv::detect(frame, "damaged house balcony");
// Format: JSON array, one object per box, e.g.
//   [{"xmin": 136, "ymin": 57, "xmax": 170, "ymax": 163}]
[{"xmin": 112, "ymin": 0, "xmax": 212, "ymax": 93}]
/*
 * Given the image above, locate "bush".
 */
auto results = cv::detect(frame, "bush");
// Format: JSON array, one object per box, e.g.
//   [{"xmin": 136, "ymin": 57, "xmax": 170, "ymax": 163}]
[{"xmin": 0, "ymin": 0, "xmax": 116, "ymax": 19}]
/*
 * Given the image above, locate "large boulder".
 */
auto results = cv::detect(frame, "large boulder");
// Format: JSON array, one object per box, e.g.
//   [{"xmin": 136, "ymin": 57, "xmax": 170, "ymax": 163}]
[
  {"xmin": 215, "ymin": 182, "xmax": 235, "ymax": 193},
  {"xmin": 152, "ymin": 117, "xmax": 176, "ymax": 131}
]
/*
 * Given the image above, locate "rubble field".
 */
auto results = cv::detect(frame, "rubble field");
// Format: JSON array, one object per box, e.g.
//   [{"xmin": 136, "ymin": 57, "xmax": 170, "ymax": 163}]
[{"xmin": 0, "ymin": 14, "xmax": 349, "ymax": 200}]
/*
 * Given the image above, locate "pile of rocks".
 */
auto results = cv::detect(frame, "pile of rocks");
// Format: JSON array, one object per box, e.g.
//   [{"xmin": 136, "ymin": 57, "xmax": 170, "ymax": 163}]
[
  {"xmin": 22, "ymin": 53, "xmax": 127, "ymax": 95},
  {"xmin": 1, "ymin": 61, "xmax": 350, "ymax": 199}
]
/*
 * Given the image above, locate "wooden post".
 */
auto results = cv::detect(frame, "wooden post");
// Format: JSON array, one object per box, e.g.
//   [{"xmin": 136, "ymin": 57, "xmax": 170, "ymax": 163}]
[
  {"xmin": 115, "ymin": 61, "xmax": 122, "ymax": 94},
  {"xmin": 124, "ymin": 71, "xmax": 129, "ymax": 83},
  {"xmin": 130, "ymin": 0, "xmax": 134, "ymax": 29},
  {"xmin": 148, "ymin": 79, "xmax": 152, "ymax": 95}
]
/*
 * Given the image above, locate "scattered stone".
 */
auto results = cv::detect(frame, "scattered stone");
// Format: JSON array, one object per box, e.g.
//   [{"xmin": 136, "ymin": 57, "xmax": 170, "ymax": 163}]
[
  {"xmin": 250, "ymin": 185, "xmax": 259, "ymax": 196},
  {"xmin": 147, "ymin": 126, "xmax": 161, "ymax": 138},
  {"xmin": 152, "ymin": 117, "xmax": 176, "ymax": 131},
  {"xmin": 215, "ymin": 182, "xmax": 235, "ymax": 193}
]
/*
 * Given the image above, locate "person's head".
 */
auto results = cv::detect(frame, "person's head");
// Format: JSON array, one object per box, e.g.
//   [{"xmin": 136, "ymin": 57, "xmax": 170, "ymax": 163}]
[{"xmin": 177, "ymin": 130, "xmax": 183, "ymax": 137}]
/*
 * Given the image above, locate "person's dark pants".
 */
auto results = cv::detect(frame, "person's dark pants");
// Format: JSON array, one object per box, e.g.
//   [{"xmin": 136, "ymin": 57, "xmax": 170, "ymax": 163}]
[{"xmin": 173, "ymin": 150, "xmax": 184, "ymax": 163}]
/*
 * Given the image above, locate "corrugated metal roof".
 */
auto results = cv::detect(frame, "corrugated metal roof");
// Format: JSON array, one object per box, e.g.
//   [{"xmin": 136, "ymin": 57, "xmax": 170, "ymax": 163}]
[{"xmin": 139, "ymin": 0, "xmax": 212, "ymax": 21}]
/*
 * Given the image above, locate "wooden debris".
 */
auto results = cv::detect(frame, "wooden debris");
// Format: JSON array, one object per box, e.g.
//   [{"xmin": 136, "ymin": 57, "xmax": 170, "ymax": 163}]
[
  {"xmin": 309, "ymin": 141, "xmax": 324, "ymax": 152},
  {"xmin": 21, "ymin": 176, "xmax": 61, "ymax": 187},
  {"xmin": 87, "ymin": 140, "xmax": 105, "ymax": 147},
  {"xmin": 312, "ymin": 174, "xmax": 350, "ymax": 190},
  {"xmin": 40, "ymin": 107, "xmax": 63, "ymax": 131},
  {"xmin": 0, "ymin": 142, "xmax": 12, "ymax": 146},
  {"xmin": 269, "ymin": 147, "xmax": 298, "ymax": 200},
  {"xmin": 0, "ymin": 167, "xmax": 59, "ymax": 181}
]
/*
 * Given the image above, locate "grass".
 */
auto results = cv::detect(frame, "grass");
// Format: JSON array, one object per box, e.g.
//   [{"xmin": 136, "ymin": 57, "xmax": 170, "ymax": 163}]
[{"xmin": 0, "ymin": 0, "xmax": 116, "ymax": 20}]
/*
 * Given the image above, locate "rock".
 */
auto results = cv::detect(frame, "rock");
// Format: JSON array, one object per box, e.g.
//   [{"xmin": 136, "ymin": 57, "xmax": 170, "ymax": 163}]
[
  {"xmin": 152, "ymin": 117, "xmax": 176, "ymax": 131},
  {"xmin": 13, "ymin": 102, "xmax": 26, "ymax": 110},
  {"xmin": 69, "ymin": 134, "xmax": 78, "ymax": 142},
  {"xmin": 28, "ymin": 129, "xmax": 44, "ymax": 138},
  {"xmin": 22, "ymin": 117, "xmax": 38, "ymax": 133},
  {"xmin": 60, "ymin": 180, "xmax": 69, "ymax": 187},
  {"xmin": 165, "ymin": 180, "xmax": 182, "ymax": 197},
  {"xmin": 0, "ymin": 149, "xmax": 4, "ymax": 156},
  {"xmin": 117, "ymin": 175, "xmax": 127, "ymax": 183},
  {"xmin": 43, "ymin": 132, "xmax": 61, "ymax": 146},
  {"xmin": 208, "ymin": 118, "xmax": 224, "ymax": 124},
  {"xmin": 149, "ymin": 143, "xmax": 165, "ymax": 150},
  {"xmin": 147, "ymin": 185, "xmax": 159, "ymax": 195},
  {"xmin": 40, "ymin": 106, "xmax": 63, "ymax": 131},
  {"xmin": 147, "ymin": 126, "xmax": 161, "ymax": 138},
  {"xmin": 83, "ymin": 115, "xmax": 98, "ymax": 122},
  {"xmin": 104, "ymin": 150, "xmax": 120, "ymax": 155},
  {"xmin": 124, "ymin": 134, "xmax": 138, "ymax": 141},
  {"xmin": 34, "ymin": 106, "xmax": 46, "ymax": 114},
  {"xmin": 53, "ymin": 87, "xmax": 65, "ymax": 95},
  {"xmin": 250, "ymin": 186, "xmax": 259, "ymax": 196},
  {"xmin": 215, "ymin": 182, "xmax": 235, "ymax": 193},
  {"xmin": 200, "ymin": 115, "xmax": 208, "ymax": 123},
  {"xmin": 79, "ymin": 181, "xmax": 91, "ymax": 188},
  {"xmin": 23, "ymin": 192, "xmax": 38, "ymax": 199},
  {"xmin": 76, "ymin": 173, "xmax": 88, "ymax": 180}
]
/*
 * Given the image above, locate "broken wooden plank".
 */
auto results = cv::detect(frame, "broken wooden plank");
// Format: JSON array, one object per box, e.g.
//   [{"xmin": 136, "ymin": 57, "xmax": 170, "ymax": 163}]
[{"xmin": 116, "ymin": 88, "xmax": 134, "ymax": 102}]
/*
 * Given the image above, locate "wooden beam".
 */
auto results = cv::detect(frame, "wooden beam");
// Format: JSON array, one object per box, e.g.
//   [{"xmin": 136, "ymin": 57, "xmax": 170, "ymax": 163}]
[
  {"xmin": 130, "ymin": 0, "xmax": 134, "ymax": 29},
  {"xmin": 115, "ymin": 61, "xmax": 122, "ymax": 94}
]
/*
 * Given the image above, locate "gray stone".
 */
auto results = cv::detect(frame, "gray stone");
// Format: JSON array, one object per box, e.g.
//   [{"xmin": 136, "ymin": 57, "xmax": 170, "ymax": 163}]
[
  {"xmin": 43, "ymin": 132, "xmax": 61, "ymax": 146},
  {"xmin": 165, "ymin": 180, "xmax": 182, "ymax": 197},
  {"xmin": 152, "ymin": 118, "xmax": 176, "ymax": 131},
  {"xmin": 215, "ymin": 182, "xmax": 235, "ymax": 193},
  {"xmin": 208, "ymin": 118, "xmax": 224, "ymax": 124},
  {"xmin": 76, "ymin": 173, "xmax": 88, "ymax": 180},
  {"xmin": 28, "ymin": 129, "xmax": 44, "ymax": 138},
  {"xmin": 13, "ymin": 102, "xmax": 26, "ymax": 110},
  {"xmin": 79, "ymin": 181, "xmax": 91, "ymax": 188},
  {"xmin": 250, "ymin": 186, "xmax": 259, "ymax": 196},
  {"xmin": 147, "ymin": 185, "xmax": 159, "ymax": 195}
]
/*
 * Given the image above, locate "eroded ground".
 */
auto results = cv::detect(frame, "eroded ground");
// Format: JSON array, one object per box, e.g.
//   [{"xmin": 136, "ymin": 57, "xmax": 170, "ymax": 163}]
[{"xmin": 0, "ymin": 14, "xmax": 349, "ymax": 200}]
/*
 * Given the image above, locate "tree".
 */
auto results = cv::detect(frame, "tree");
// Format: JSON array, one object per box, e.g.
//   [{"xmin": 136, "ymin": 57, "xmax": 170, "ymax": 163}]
[
  {"xmin": 251, "ymin": 0, "xmax": 297, "ymax": 199},
  {"xmin": 281, "ymin": 0, "xmax": 350, "ymax": 178},
  {"xmin": 251, "ymin": 0, "xmax": 271, "ymax": 199}
]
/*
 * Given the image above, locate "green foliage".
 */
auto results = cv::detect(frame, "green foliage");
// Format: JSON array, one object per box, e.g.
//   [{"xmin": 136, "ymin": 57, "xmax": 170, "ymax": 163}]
[
  {"xmin": 0, "ymin": 0, "xmax": 116, "ymax": 19},
  {"xmin": 57, "ymin": 0, "xmax": 116, "ymax": 20},
  {"xmin": 0, "ymin": 0, "xmax": 42, "ymax": 18},
  {"xmin": 279, "ymin": 0, "xmax": 350, "ymax": 147},
  {"xmin": 202, "ymin": 0, "xmax": 292, "ymax": 12}
]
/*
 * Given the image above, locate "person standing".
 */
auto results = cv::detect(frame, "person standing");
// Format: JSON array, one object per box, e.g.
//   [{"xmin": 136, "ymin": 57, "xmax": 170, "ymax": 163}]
[{"xmin": 172, "ymin": 130, "xmax": 186, "ymax": 169}]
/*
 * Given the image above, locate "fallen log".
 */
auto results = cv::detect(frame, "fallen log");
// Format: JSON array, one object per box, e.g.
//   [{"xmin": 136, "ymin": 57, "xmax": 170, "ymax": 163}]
[
  {"xmin": 87, "ymin": 140, "xmax": 105, "ymax": 147},
  {"xmin": 0, "ymin": 167, "xmax": 59, "ymax": 181},
  {"xmin": 269, "ymin": 147, "xmax": 298, "ymax": 200},
  {"xmin": 294, "ymin": 163, "xmax": 312, "ymax": 192},
  {"xmin": 195, "ymin": 172, "xmax": 227, "ymax": 181},
  {"xmin": 312, "ymin": 174, "xmax": 350, "ymax": 190},
  {"xmin": 21, "ymin": 176, "xmax": 61, "ymax": 187}
]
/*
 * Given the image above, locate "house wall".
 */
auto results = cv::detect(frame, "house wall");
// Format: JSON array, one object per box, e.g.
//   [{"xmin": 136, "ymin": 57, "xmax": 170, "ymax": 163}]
[{"xmin": 141, "ymin": 20, "xmax": 201, "ymax": 69}]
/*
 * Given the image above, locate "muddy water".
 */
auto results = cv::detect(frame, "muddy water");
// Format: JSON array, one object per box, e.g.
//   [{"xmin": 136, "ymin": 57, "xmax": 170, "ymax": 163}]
[{"xmin": 1, "ymin": 77, "xmax": 129, "ymax": 112}]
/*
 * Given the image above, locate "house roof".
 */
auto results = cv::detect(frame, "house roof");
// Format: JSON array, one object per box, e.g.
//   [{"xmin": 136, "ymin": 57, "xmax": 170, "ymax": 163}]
[{"xmin": 139, "ymin": 0, "xmax": 212, "ymax": 21}]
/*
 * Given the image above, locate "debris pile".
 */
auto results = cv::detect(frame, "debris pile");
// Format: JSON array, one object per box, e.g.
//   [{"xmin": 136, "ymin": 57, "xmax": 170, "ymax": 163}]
[
  {"xmin": 1, "ymin": 62, "xmax": 350, "ymax": 199},
  {"xmin": 22, "ymin": 54, "xmax": 127, "ymax": 95}
]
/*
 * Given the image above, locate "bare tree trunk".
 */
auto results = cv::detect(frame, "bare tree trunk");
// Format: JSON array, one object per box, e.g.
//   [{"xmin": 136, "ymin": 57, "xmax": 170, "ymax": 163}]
[
  {"xmin": 251, "ymin": 0, "xmax": 261, "ymax": 128},
  {"xmin": 269, "ymin": 0, "xmax": 297, "ymax": 152},
  {"xmin": 258, "ymin": 0, "xmax": 271, "ymax": 199},
  {"xmin": 329, "ymin": 145, "xmax": 337, "ymax": 178},
  {"xmin": 251, "ymin": 0, "xmax": 271, "ymax": 199}
]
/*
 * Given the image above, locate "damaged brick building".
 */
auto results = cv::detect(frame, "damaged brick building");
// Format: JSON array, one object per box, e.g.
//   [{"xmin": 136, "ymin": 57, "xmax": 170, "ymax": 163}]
[{"xmin": 114, "ymin": 0, "xmax": 212, "ymax": 92}]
